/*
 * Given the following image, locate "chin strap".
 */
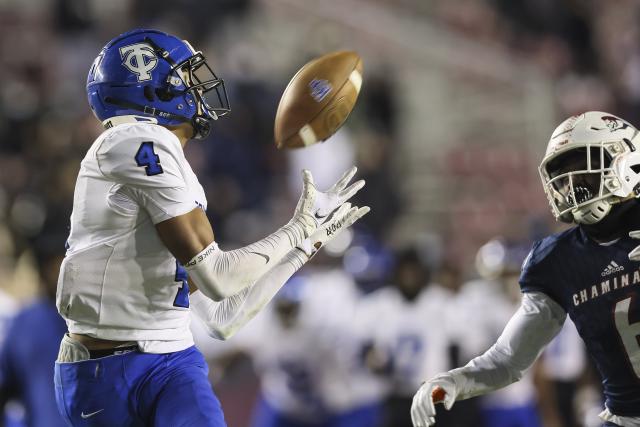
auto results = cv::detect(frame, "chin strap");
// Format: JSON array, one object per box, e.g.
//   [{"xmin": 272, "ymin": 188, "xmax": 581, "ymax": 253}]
[
  {"xmin": 191, "ymin": 116, "xmax": 211, "ymax": 139},
  {"xmin": 104, "ymin": 97, "xmax": 187, "ymax": 122},
  {"xmin": 104, "ymin": 97, "xmax": 212, "ymax": 139},
  {"xmin": 572, "ymin": 193, "xmax": 638, "ymax": 225},
  {"xmin": 572, "ymin": 199, "xmax": 612, "ymax": 225}
]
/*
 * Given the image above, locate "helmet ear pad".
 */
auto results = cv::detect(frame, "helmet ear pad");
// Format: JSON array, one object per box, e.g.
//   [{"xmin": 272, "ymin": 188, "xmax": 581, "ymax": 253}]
[{"xmin": 155, "ymin": 86, "xmax": 174, "ymax": 102}]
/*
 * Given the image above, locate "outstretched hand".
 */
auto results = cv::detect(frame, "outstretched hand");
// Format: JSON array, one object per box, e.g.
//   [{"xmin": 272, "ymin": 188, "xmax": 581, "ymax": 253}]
[
  {"xmin": 313, "ymin": 166, "xmax": 365, "ymax": 221},
  {"xmin": 411, "ymin": 373, "xmax": 459, "ymax": 427},
  {"xmin": 292, "ymin": 167, "xmax": 365, "ymax": 237},
  {"xmin": 298, "ymin": 202, "xmax": 370, "ymax": 258}
]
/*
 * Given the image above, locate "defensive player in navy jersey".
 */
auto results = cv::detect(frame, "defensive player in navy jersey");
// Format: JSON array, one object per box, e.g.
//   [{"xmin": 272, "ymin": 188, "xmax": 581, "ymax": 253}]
[
  {"xmin": 54, "ymin": 29, "xmax": 368, "ymax": 426},
  {"xmin": 411, "ymin": 111, "xmax": 640, "ymax": 427}
]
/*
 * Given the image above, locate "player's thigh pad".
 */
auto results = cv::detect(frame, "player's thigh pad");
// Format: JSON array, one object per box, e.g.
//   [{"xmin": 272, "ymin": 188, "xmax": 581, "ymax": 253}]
[
  {"xmin": 137, "ymin": 346, "xmax": 226, "ymax": 427},
  {"xmin": 55, "ymin": 355, "xmax": 144, "ymax": 426}
]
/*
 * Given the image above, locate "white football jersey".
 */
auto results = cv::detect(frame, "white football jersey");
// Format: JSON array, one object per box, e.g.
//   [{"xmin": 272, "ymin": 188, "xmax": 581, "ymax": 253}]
[
  {"xmin": 229, "ymin": 269, "xmax": 387, "ymax": 419},
  {"xmin": 56, "ymin": 120, "xmax": 206, "ymax": 353},
  {"xmin": 354, "ymin": 284, "xmax": 454, "ymax": 396},
  {"xmin": 233, "ymin": 306, "xmax": 333, "ymax": 421}
]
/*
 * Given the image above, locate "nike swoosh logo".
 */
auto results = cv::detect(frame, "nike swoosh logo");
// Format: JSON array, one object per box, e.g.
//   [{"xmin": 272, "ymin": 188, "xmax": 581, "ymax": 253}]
[
  {"xmin": 81, "ymin": 409, "xmax": 104, "ymax": 419},
  {"xmin": 249, "ymin": 251, "xmax": 270, "ymax": 264},
  {"xmin": 314, "ymin": 212, "xmax": 327, "ymax": 221}
]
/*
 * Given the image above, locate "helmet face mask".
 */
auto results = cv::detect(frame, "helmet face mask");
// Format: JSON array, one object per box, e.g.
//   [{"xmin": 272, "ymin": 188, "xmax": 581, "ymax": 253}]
[
  {"xmin": 542, "ymin": 145, "xmax": 614, "ymax": 223},
  {"xmin": 539, "ymin": 112, "xmax": 640, "ymax": 225},
  {"xmin": 87, "ymin": 29, "xmax": 230, "ymax": 140},
  {"xmin": 171, "ymin": 51, "xmax": 230, "ymax": 122}
]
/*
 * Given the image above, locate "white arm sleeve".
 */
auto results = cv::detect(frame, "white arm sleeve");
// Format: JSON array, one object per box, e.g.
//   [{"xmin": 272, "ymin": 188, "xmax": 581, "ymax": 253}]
[
  {"xmin": 184, "ymin": 216, "xmax": 309, "ymax": 301},
  {"xmin": 451, "ymin": 291, "xmax": 566, "ymax": 400},
  {"xmin": 189, "ymin": 247, "xmax": 309, "ymax": 340}
]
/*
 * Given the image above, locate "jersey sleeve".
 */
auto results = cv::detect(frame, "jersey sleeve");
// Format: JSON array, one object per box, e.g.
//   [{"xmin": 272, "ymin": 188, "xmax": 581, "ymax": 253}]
[
  {"xmin": 96, "ymin": 124, "xmax": 186, "ymax": 188},
  {"xmin": 519, "ymin": 239, "xmax": 564, "ymax": 307},
  {"xmin": 96, "ymin": 124, "xmax": 198, "ymax": 223}
]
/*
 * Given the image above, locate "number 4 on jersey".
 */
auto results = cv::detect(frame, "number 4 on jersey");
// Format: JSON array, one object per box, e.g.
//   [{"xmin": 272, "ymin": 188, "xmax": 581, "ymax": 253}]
[{"xmin": 135, "ymin": 141, "xmax": 163, "ymax": 176}]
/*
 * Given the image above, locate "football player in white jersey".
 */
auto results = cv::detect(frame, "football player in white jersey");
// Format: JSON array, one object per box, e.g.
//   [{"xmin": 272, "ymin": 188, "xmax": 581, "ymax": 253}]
[
  {"xmin": 451, "ymin": 239, "xmax": 546, "ymax": 427},
  {"xmin": 233, "ymin": 269, "xmax": 387, "ymax": 427},
  {"xmin": 53, "ymin": 28, "xmax": 368, "ymax": 427},
  {"xmin": 355, "ymin": 247, "xmax": 454, "ymax": 427}
]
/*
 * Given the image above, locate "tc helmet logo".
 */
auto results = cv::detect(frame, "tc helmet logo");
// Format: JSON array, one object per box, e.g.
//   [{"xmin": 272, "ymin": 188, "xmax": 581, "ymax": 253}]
[{"xmin": 119, "ymin": 43, "xmax": 158, "ymax": 82}]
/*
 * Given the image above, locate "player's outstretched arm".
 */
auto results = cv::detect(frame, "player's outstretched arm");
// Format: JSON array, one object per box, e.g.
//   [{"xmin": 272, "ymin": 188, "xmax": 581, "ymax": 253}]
[
  {"xmin": 157, "ymin": 167, "xmax": 364, "ymax": 301},
  {"xmin": 410, "ymin": 291, "xmax": 566, "ymax": 427},
  {"xmin": 190, "ymin": 203, "xmax": 369, "ymax": 340}
]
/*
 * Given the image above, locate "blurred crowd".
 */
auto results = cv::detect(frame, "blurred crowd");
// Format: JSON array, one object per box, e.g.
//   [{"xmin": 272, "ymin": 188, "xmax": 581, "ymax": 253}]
[
  {"xmin": 423, "ymin": 0, "xmax": 640, "ymax": 119},
  {"xmin": 1, "ymin": 0, "xmax": 640, "ymax": 426}
]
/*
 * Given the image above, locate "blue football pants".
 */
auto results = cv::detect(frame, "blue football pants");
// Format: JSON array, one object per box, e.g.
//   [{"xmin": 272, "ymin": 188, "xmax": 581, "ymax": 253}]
[{"xmin": 54, "ymin": 345, "xmax": 225, "ymax": 426}]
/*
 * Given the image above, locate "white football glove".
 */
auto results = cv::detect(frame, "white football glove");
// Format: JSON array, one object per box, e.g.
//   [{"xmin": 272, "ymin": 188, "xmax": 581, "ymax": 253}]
[
  {"xmin": 629, "ymin": 231, "xmax": 640, "ymax": 261},
  {"xmin": 313, "ymin": 166, "xmax": 365, "ymax": 220},
  {"xmin": 292, "ymin": 167, "xmax": 365, "ymax": 236},
  {"xmin": 411, "ymin": 373, "xmax": 459, "ymax": 427},
  {"xmin": 298, "ymin": 202, "xmax": 370, "ymax": 258}
]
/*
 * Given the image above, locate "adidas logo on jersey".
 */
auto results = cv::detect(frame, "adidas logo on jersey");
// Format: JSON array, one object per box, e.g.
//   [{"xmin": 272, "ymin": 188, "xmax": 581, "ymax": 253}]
[{"xmin": 601, "ymin": 261, "xmax": 624, "ymax": 277}]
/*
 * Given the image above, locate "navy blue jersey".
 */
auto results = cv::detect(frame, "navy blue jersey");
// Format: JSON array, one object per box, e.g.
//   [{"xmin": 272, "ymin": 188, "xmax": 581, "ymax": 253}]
[{"xmin": 520, "ymin": 226, "xmax": 640, "ymax": 416}]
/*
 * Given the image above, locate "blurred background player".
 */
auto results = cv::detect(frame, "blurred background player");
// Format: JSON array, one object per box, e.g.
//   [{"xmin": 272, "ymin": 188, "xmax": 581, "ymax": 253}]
[
  {"xmin": 195, "ymin": 243, "xmax": 387, "ymax": 427},
  {"xmin": 540, "ymin": 317, "xmax": 589, "ymax": 427},
  {"xmin": 452, "ymin": 238, "xmax": 563, "ymax": 427},
  {"xmin": 411, "ymin": 112, "xmax": 640, "ymax": 427},
  {"xmin": 241, "ymin": 277, "xmax": 334, "ymax": 427},
  {"xmin": 0, "ymin": 244, "xmax": 67, "ymax": 427},
  {"xmin": 354, "ymin": 245, "xmax": 460, "ymax": 427}
]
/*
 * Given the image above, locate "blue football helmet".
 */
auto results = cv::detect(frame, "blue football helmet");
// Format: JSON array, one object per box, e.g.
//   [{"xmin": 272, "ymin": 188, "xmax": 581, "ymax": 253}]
[{"xmin": 87, "ymin": 29, "xmax": 230, "ymax": 139}]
